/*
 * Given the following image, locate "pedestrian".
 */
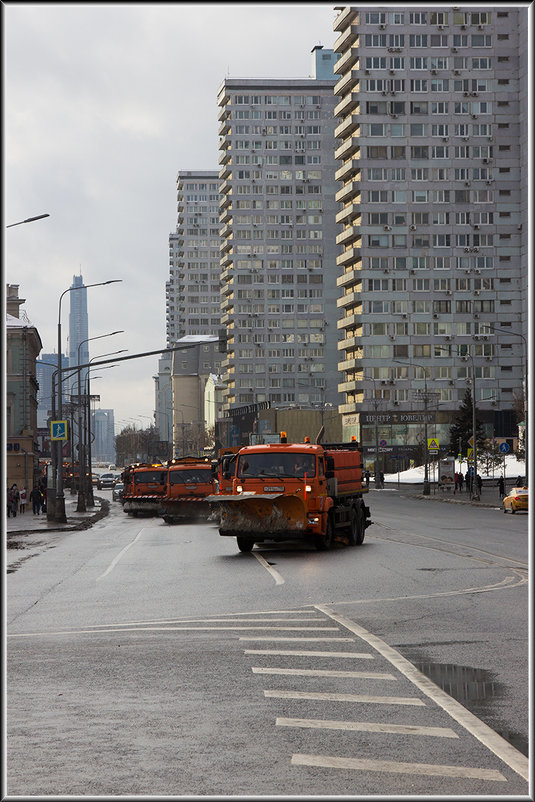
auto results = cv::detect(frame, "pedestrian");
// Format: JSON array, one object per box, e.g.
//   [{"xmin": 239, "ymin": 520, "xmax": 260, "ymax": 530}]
[
  {"xmin": 465, "ymin": 471, "xmax": 471, "ymax": 493},
  {"xmin": 365, "ymin": 470, "xmax": 370, "ymax": 488},
  {"xmin": 19, "ymin": 486, "xmax": 27, "ymax": 514},
  {"xmin": 457, "ymin": 472, "xmax": 463, "ymax": 493},
  {"xmin": 10, "ymin": 484, "xmax": 19, "ymax": 517},
  {"xmin": 516, "ymin": 475, "xmax": 523, "ymax": 487},
  {"xmin": 454, "ymin": 472, "xmax": 459, "ymax": 493},
  {"xmin": 498, "ymin": 476, "xmax": 505, "ymax": 496},
  {"xmin": 476, "ymin": 474, "xmax": 482, "ymax": 494},
  {"xmin": 30, "ymin": 485, "xmax": 43, "ymax": 515},
  {"xmin": 7, "ymin": 486, "xmax": 13, "ymax": 517}
]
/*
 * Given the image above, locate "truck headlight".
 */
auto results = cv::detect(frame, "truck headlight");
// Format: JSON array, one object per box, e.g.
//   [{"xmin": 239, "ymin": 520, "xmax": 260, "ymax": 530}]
[
  {"xmin": 305, "ymin": 484, "xmax": 312, "ymax": 493},
  {"xmin": 236, "ymin": 485, "xmax": 243, "ymax": 494}
]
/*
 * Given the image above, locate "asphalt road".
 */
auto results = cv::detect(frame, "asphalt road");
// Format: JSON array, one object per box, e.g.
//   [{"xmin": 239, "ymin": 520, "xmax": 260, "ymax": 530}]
[{"xmin": 6, "ymin": 489, "xmax": 529, "ymax": 796}]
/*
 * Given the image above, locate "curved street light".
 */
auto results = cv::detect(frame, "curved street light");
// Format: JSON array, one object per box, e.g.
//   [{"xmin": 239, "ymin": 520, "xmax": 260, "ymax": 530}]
[
  {"xmin": 6, "ymin": 213, "xmax": 50, "ymax": 228},
  {"xmin": 55, "ymin": 280, "xmax": 122, "ymax": 522}
]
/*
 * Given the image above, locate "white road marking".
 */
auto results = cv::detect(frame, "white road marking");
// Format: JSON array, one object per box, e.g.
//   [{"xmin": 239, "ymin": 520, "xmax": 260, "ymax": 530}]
[
  {"xmin": 252, "ymin": 667, "xmax": 396, "ymax": 680},
  {"xmin": 265, "ymin": 689, "xmax": 425, "ymax": 706},
  {"xmin": 240, "ymin": 636, "xmax": 355, "ymax": 642},
  {"xmin": 316, "ymin": 605, "xmax": 529, "ymax": 782},
  {"xmin": 291, "ymin": 754, "xmax": 507, "ymax": 782},
  {"xmin": 244, "ymin": 649, "xmax": 373, "ymax": 659},
  {"xmin": 253, "ymin": 552, "xmax": 285, "ymax": 585},
  {"xmin": 277, "ymin": 717, "xmax": 458, "ymax": 738},
  {"xmin": 9, "ymin": 625, "xmax": 340, "ymax": 638},
  {"xmin": 96, "ymin": 529, "xmax": 146, "ymax": 580}
]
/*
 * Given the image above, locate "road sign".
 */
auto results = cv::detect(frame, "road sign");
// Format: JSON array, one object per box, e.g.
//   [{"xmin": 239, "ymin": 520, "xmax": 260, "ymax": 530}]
[
  {"xmin": 499, "ymin": 442, "xmax": 510, "ymax": 454},
  {"xmin": 467, "ymin": 466, "xmax": 475, "ymax": 476},
  {"xmin": 467, "ymin": 448, "xmax": 474, "ymax": 461},
  {"xmin": 468, "ymin": 435, "xmax": 474, "ymax": 448},
  {"xmin": 50, "ymin": 420, "xmax": 68, "ymax": 441},
  {"xmin": 427, "ymin": 438, "xmax": 439, "ymax": 450},
  {"xmin": 379, "ymin": 439, "xmax": 387, "ymax": 447}
]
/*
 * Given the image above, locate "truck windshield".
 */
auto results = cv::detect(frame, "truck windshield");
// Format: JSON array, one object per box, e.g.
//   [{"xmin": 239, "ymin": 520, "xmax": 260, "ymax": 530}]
[
  {"xmin": 237, "ymin": 452, "xmax": 316, "ymax": 479},
  {"xmin": 170, "ymin": 469, "xmax": 212, "ymax": 484},
  {"xmin": 134, "ymin": 471, "xmax": 166, "ymax": 484}
]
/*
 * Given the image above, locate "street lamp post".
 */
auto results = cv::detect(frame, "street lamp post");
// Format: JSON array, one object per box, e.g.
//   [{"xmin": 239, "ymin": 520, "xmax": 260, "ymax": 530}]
[
  {"xmin": 361, "ymin": 374, "xmax": 383, "ymax": 489},
  {"xmin": 76, "ymin": 332, "xmax": 124, "ymax": 511},
  {"xmin": 6, "ymin": 213, "xmax": 50, "ymax": 228},
  {"xmin": 55, "ymin": 280, "xmax": 121, "ymax": 522}
]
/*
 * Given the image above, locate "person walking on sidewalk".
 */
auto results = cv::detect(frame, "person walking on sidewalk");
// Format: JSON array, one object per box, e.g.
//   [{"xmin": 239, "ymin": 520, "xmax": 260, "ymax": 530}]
[
  {"xmin": 465, "ymin": 471, "xmax": 471, "ymax": 493},
  {"xmin": 19, "ymin": 486, "xmax": 27, "ymax": 514},
  {"xmin": 498, "ymin": 476, "xmax": 505, "ymax": 497},
  {"xmin": 30, "ymin": 485, "xmax": 43, "ymax": 515},
  {"xmin": 9, "ymin": 485, "xmax": 19, "ymax": 517},
  {"xmin": 457, "ymin": 472, "xmax": 464, "ymax": 493}
]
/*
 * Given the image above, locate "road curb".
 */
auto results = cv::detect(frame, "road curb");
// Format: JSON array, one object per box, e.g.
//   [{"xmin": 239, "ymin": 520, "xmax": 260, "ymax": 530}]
[{"xmin": 6, "ymin": 498, "xmax": 110, "ymax": 537}]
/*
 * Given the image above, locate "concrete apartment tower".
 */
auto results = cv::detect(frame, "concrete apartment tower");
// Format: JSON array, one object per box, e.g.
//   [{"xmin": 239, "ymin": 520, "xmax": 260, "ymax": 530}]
[
  {"xmin": 217, "ymin": 47, "xmax": 341, "ymax": 414},
  {"xmin": 332, "ymin": 6, "xmax": 528, "ymax": 463}
]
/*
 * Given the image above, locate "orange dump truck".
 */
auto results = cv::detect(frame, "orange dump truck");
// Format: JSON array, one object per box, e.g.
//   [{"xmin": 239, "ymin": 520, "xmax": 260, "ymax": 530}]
[
  {"xmin": 206, "ymin": 435, "xmax": 372, "ymax": 552},
  {"xmin": 122, "ymin": 462, "xmax": 168, "ymax": 516},
  {"xmin": 161, "ymin": 457, "xmax": 215, "ymax": 524}
]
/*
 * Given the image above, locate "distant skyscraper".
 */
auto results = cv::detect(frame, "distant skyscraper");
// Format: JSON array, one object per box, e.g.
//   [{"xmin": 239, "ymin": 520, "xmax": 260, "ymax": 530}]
[
  {"xmin": 92, "ymin": 409, "xmax": 116, "ymax": 463},
  {"xmin": 68, "ymin": 274, "xmax": 89, "ymax": 395},
  {"xmin": 36, "ymin": 352, "xmax": 69, "ymax": 427}
]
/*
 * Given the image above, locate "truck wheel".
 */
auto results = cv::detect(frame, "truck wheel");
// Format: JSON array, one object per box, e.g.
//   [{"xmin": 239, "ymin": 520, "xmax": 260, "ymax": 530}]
[
  {"xmin": 236, "ymin": 536, "xmax": 254, "ymax": 552},
  {"xmin": 315, "ymin": 514, "xmax": 334, "ymax": 550},
  {"xmin": 349, "ymin": 506, "xmax": 365, "ymax": 546}
]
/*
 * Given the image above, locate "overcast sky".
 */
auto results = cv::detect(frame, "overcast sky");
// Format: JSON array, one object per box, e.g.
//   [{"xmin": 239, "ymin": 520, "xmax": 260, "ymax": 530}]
[{"xmin": 4, "ymin": 2, "xmax": 338, "ymax": 432}]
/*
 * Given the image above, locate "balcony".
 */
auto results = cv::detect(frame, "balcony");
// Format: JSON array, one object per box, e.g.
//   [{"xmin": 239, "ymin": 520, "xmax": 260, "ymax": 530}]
[
  {"xmin": 335, "ymin": 136, "xmax": 360, "ymax": 162},
  {"xmin": 219, "ymin": 205, "xmax": 232, "ymax": 224},
  {"xmin": 334, "ymin": 69, "xmax": 360, "ymax": 98},
  {"xmin": 337, "ymin": 267, "xmax": 362, "ymax": 289},
  {"xmin": 334, "ymin": 47, "xmax": 359, "ymax": 76},
  {"xmin": 219, "ymin": 149, "xmax": 231, "ymax": 165},
  {"xmin": 218, "ymin": 119, "xmax": 230, "ymax": 137},
  {"xmin": 338, "ymin": 400, "xmax": 362, "ymax": 415},
  {"xmin": 338, "ymin": 379, "xmax": 362, "ymax": 394},
  {"xmin": 334, "ymin": 93, "xmax": 359, "ymax": 118},
  {"xmin": 333, "ymin": 6, "xmax": 358, "ymax": 32},
  {"xmin": 338, "ymin": 333, "xmax": 360, "ymax": 352},
  {"xmin": 335, "ymin": 159, "xmax": 360, "ymax": 184},
  {"xmin": 336, "ymin": 203, "xmax": 361, "ymax": 226},
  {"xmin": 338, "ymin": 356, "xmax": 363, "ymax": 372},
  {"xmin": 335, "ymin": 115, "xmax": 359, "ymax": 141},
  {"xmin": 220, "ymin": 179, "xmax": 232, "ymax": 195},
  {"xmin": 219, "ymin": 164, "xmax": 231, "ymax": 181},
  {"xmin": 336, "ymin": 178, "xmax": 361, "ymax": 204},
  {"xmin": 220, "ymin": 193, "xmax": 232, "ymax": 211},
  {"xmin": 337, "ymin": 290, "xmax": 362, "ymax": 310},
  {"xmin": 333, "ymin": 24, "xmax": 359, "ymax": 54},
  {"xmin": 336, "ymin": 226, "xmax": 361, "ymax": 248},
  {"xmin": 337, "ymin": 311, "xmax": 361, "ymax": 330}
]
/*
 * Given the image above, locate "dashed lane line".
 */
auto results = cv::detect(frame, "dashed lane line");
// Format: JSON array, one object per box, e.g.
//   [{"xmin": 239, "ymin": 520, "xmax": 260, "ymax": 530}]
[
  {"xmin": 265, "ymin": 690, "xmax": 426, "ymax": 706},
  {"xmin": 252, "ymin": 666, "xmax": 396, "ymax": 680},
  {"xmin": 244, "ymin": 649, "xmax": 373, "ymax": 659},
  {"xmin": 276, "ymin": 717, "xmax": 458, "ymax": 739},
  {"xmin": 291, "ymin": 755, "xmax": 507, "ymax": 782},
  {"xmin": 239, "ymin": 636, "xmax": 355, "ymax": 642}
]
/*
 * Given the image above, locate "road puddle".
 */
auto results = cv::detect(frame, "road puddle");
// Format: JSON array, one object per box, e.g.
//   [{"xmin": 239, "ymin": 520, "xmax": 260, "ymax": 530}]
[{"xmin": 413, "ymin": 660, "xmax": 528, "ymax": 756}]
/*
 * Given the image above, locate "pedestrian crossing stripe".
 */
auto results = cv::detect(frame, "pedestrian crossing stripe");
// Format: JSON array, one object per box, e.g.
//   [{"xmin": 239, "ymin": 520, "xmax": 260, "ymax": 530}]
[{"xmin": 427, "ymin": 438, "xmax": 439, "ymax": 450}]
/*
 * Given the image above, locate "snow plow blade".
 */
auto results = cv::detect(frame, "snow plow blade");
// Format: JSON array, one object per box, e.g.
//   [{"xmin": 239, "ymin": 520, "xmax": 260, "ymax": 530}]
[{"xmin": 206, "ymin": 493, "xmax": 307, "ymax": 535}]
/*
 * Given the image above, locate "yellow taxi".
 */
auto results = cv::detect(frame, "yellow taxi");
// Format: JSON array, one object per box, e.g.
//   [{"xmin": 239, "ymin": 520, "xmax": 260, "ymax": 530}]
[{"xmin": 502, "ymin": 487, "xmax": 528, "ymax": 514}]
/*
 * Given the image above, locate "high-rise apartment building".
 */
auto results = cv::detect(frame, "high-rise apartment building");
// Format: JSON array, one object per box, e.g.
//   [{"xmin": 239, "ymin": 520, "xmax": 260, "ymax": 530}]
[
  {"xmin": 166, "ymin": 172, "xmax": 221, "ymax": 346},
  {"xmin": 217, "ymin": 47, "xmax": 342, "ymax": 413},
  {"xmin": 333, "ymin": 6, "xmax": 528, "ymax": 452}
]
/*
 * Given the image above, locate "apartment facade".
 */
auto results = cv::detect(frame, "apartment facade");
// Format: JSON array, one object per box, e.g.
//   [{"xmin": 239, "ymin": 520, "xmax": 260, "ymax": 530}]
[
  {"xmin": 166, "ymin": 171, "xmax": 221, "ymax": 346},
  {"xmin": 333, "ymin": 6, "xmax": 528, "ymax": 455},
  {"xmin": 216, "ymin": 48, "xmax": 342, "ymax": 414}
]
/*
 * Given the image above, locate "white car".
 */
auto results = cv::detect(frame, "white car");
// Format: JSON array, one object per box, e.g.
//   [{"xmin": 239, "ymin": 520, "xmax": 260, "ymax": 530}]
[{"xmin": 96, "ymin": 472, "xmax": 116, "ymax": 490}]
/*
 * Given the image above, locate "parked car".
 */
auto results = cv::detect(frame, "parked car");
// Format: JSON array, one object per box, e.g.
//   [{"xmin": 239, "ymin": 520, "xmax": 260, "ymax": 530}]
[
  {"xmin": 502, "ymin": 487, "xmax": 528, "ymax": 514},
  {"xmin": 112, "ymin": 482, "xmax": 124, "ymax": 502},
  {"xmin": 96, "ymin": 472, "xmax": 116, "ymax": 490}
]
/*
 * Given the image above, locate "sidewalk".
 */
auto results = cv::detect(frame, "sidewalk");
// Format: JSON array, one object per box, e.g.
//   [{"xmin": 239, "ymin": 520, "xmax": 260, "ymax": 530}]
[
  {"xmin": 380, "ymin": 482, "xmax": 503, "ymax": 509},
  {"xmin": 6, "ymin": 495, "xmax": 109, "ymax": 535}
]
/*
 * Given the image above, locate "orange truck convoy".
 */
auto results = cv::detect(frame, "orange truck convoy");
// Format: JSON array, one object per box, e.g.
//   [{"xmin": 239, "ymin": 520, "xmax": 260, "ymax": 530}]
[
  {"xmin": 121, "ymin": 458, "xmax": 215, "ymax": 521},
  {"xmin": 207, "ymin": 432, "xmax": 372, "ymax": 552}
]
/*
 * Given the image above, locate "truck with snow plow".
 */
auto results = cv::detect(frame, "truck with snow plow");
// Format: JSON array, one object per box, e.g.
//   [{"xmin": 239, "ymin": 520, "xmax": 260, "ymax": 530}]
[
  {"xmin": 122, "ymin": 462, "xmax": 168, "ymax": 516},
  {"xmin": 206, "ymin": 433, "xmax": 372, "ymax": 552},
  {"xmin": 161, "ymin": 456, "xmax": 216, "ymax": 523}
]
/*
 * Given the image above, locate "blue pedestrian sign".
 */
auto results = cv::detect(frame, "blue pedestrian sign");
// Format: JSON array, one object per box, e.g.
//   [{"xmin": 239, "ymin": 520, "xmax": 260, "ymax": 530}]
[
  {"xmin": 50, "ymin": 420, "xmax": 68, "ymax": 441},
  {"xmin": 467, "ymin": 466, "xmax": 475, "ymax": 476},
  {"xmin": 499, "ymin": 442, "xmax": 510, "ymax": 454}
]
